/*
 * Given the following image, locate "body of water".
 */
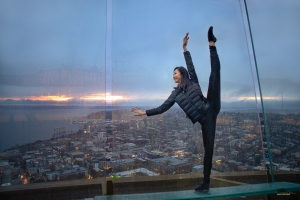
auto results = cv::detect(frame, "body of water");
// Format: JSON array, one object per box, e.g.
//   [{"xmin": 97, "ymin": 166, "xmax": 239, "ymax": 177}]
[{"xmin": 0, "ymin": 106, "xmax": 103, "ymax": 152}]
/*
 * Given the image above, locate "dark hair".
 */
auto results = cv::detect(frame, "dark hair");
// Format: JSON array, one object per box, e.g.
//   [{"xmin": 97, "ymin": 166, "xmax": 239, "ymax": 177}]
[{"xmin": 174, "ymin": 66, "xmax": 191, "ymax": 92}]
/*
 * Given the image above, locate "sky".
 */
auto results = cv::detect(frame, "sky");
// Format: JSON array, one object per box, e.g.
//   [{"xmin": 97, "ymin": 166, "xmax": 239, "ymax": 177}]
[{"xmin": 0, "ymin": 0, "xmax": 299, "ymax": 109}]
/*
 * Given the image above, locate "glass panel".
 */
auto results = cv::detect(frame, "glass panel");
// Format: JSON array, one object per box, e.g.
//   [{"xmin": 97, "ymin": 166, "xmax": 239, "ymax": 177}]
[
  {"xmin": 246, "ymin": 0, "xmax": 300, "ymax": 180},
  {"xmin": 6, "ymin": 0, "xmax": 299, "ymax": 197},
  {"xmin": 0, "ymin": 0, "xmax": 106, "ymax": 186},
  {"xmin": 109, "ymin": 0, "xmax": 267, "ymax": 189},
  {"xmin": 95, "ymin": 182, "xmax": 300, "ymax": 200}
]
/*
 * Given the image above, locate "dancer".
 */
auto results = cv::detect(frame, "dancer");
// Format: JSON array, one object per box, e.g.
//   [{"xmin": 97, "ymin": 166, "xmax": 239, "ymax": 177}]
[{"xmin": 132, "ymin": 26, "xmax": 220, "ymax": 192}]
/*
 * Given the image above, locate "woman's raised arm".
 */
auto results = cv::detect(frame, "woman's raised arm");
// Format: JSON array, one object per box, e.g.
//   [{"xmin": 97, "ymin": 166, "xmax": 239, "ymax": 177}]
[
  {"xmin": 183, "ymin": 32, "xmax": 189, "ymax": 52},
  {"xmin": 183, "ymin": 33, "xmax": 199, "ymax": 83}
]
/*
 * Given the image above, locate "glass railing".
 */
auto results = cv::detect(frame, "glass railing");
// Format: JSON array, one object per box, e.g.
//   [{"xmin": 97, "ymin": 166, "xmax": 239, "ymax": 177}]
[
  {"xmin": 0, "ymin": 0, "xmax": 107, "ymax": 186},
  {"xmin": 109, "ymin": 0, "xmax": 266, "ymax": 180},
  {"xmin": 0, "ymin": 0, "xmax": 299, "ymax": 199},
  {"xmin": 246, "ymin": 0, "xmax": 300, "ymax": 176}
]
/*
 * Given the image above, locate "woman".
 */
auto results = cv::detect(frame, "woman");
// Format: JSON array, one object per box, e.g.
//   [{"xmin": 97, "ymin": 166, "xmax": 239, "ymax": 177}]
[{"xmin": 132, "ymin": 26, "xmax": 220, "ymax": 192}]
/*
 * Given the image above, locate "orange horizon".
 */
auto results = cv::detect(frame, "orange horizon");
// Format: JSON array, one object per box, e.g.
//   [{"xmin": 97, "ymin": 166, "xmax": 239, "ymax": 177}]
[
  {"xmin": 0, "ymin": 93, "xmax": 130, "ymax": 102},
  {"xmin": 0, "ymin": 95, "xmax": 299, "ymax": 102}
]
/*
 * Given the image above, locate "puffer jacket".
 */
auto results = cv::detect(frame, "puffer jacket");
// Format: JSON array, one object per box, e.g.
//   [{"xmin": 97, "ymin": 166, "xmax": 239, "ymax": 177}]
[{"xmin": 146, "ymin": 51, "xmax": 210, "ymax": 124}]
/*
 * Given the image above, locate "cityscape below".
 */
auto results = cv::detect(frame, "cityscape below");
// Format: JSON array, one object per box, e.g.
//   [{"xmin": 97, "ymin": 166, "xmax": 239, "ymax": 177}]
[{"xmin": 0, "ymin": 108, "xmax": 299, "ymax": 186}]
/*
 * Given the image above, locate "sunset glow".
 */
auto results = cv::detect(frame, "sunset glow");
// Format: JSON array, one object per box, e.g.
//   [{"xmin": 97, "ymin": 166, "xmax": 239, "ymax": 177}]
[
  {"xmin": 0, "ymin": 95, "xmax": 73, "ymax": 102},
  {"xmin": 0, "ymin": 94, "xmax": 298, "ymax": 103},
  {"xmin": 231, "ymin": 96, "xmax": 299, "ymax": 101},
  {"xmin": 30, "ymin": 96, "xmax": 73, "ymax": 102},
  {"xmin": 0, "ymin": 92, "xmax": 132, "ymax": 102},
  {"xmin": 80, "ymin": 93, "xmax": 129, "ymax": 102}
]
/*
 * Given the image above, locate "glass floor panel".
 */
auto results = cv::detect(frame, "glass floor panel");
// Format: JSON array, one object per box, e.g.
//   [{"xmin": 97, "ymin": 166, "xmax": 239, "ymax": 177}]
[{"xmin": 95, "ymin": 182, "xmax": 300, "ymax": 200}]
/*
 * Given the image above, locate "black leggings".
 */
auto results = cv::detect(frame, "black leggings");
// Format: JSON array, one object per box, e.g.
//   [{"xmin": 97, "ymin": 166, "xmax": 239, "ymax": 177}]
[{"xmin": 199, "ymin": 46, "xmax": 220, "ymax": 184}]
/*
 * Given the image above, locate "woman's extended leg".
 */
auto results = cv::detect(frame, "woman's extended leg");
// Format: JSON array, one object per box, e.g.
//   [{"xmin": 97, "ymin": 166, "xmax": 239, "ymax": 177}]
[{"xmin": 207, "ymin": 45, "xmax": 221, "ymax": 114}]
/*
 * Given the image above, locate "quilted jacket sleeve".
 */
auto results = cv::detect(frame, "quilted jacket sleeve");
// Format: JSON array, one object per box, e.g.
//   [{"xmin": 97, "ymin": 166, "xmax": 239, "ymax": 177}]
[
  {"xmin": 184, "ymin": 51, "xmax": 199, "ymax": 83},
  {"xmin": 146, "ymin": 90, "xmax": 176, "ymax": 116}
]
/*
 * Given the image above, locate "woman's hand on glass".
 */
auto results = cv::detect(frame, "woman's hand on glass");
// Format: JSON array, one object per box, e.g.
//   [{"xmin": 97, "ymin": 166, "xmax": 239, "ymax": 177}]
[{"xmin": 131, "ymin": 107, "xmax": 146, "ymax": 116}]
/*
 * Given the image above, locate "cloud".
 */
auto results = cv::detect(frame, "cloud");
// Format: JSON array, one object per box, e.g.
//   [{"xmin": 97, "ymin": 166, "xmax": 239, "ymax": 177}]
[
  {"xmin": 1, "ymin": 0, "xmax": 299, "ymax": 105},
  {"xmin": 0, "ymin": 65, "xmax": 104, "ymax": 87},
  {"xmin": 0, "ymin": 0, "xmax": 106, "ymax": 74},
  {"xmin": 221, "ymin": 77, "xmax": 300, "ymax": 102},
  {"xmin": 259, "ymin": 78, "xmax": 300, "ymax": 99}
]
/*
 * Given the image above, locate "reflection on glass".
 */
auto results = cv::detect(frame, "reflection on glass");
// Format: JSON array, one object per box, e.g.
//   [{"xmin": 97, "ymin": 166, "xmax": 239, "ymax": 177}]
[
  {"xmin": 247, "ymin": 0, "xmax": 300, "ymax": 174},
  {"xmin": 3, "ymin": 0, "xmax": 297, "ymax": 193},
  {"xmin": 0, "ymin": 0, "xmax": 106, "ymax": 185},
  {"xmin": 105, "ymin": 0, "xmax": 266, "ymax": 183}
]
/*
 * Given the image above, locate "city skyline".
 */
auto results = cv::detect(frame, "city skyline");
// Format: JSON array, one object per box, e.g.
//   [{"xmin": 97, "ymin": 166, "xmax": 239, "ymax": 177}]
[{"xmin": 1, "ymin": 108, "xmax": 299, "ymax": 186}]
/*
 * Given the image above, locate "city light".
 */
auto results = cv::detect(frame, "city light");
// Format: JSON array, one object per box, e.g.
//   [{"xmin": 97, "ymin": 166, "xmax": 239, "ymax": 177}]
[
  {"xmin": 23, "ymin": 179, "xmax": 28, "ymax": 184},
  {"xmin": 1, "ymin": 108, "xmax": 299, "ymax": 186}
]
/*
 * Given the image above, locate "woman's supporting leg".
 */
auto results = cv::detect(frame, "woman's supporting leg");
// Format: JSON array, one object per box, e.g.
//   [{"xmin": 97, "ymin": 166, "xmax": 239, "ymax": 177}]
[{"xmin": 201, "ymin": 112, "xmax": 217, "ymax": 185}]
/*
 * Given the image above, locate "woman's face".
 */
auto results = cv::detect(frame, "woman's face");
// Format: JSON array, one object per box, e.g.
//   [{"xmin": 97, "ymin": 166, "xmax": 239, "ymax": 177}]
[{"xmin": 173, "ymin": 69, "xmax": 182, "ymax": 84}]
